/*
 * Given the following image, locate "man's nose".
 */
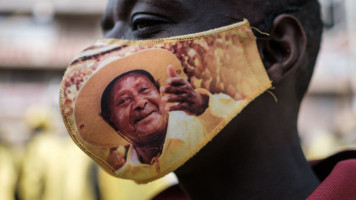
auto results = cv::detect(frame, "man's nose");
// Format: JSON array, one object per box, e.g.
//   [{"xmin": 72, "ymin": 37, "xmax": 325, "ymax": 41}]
[{"xmin": 134, "ymin": 97, "xmax": 147, "ymax": 110}]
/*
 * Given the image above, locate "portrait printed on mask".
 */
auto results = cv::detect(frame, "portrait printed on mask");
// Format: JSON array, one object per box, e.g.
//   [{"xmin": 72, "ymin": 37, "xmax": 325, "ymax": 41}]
[
  {"xmin": 72, "ymin": 49, "xmax": 238, "ymax": 179},
  {"xmin": 61, "ymin": 21, "xmax": 271, "ymax": 182},
  {"xmin": 100, "ymin": 67, "xmax": 212, "ymax": 172}
]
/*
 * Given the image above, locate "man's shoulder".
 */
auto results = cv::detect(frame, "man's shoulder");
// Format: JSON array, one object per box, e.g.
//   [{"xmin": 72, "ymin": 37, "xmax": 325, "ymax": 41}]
[{"xmin": 307, "ymin": 150, "xmax": 356, "ymax": 199}]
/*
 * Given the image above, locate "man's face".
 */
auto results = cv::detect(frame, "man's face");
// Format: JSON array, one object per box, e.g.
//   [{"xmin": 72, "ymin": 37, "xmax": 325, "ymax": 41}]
[
  {"xmin": 102, "ymin": 0, "xmax": 264, "ymax": 40},
  {"xmin": 102, "ymin": 0, "xmax": 276, "ymax": 170},
  {"xmin": 108, "ymin": 73, "xmax": 168, "ymax": 145}
]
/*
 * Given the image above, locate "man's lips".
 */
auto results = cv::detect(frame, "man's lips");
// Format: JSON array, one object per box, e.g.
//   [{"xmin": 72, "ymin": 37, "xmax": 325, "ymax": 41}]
[{"xmin": 134, "ymin": 111, "xmax": 155, "ymax": 124}]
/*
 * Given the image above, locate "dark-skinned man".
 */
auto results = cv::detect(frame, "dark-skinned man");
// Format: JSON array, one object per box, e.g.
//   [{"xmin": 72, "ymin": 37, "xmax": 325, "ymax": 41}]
[{"xmin": 98, "ymin": 0, "xmax": 356, "ymax": 199}]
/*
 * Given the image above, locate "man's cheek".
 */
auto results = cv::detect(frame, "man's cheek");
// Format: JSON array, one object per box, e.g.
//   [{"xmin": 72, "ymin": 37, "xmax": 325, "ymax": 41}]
[
  {"xmin": 149, "ymin": 94, "xmax": 164, "ymax": 109},
  {"xmin": 115, "ymin": 108, "xmax": 131, "ymax": 129}
]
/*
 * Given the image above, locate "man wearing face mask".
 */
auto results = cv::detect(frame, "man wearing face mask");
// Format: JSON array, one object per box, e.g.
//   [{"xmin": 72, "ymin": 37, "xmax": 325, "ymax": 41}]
[{"xmin": 97, "ymin": 0, "xmax": 356, "ymax": 199}]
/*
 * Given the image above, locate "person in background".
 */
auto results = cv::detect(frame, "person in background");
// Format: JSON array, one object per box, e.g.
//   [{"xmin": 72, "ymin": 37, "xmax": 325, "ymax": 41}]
[
  {"xmin": 18, "ymin": 105, "xmax": 97, "ymax": 200},
  {"xmin": 0, "ymin": 140, "xmax": 17, "ymax": 200}
]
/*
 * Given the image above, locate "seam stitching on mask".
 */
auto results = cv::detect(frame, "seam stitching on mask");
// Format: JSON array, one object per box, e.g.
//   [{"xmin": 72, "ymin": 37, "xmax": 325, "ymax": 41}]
[{"xmin": 98, "ymin": 20, "xmax": 250, "ymax": 46}]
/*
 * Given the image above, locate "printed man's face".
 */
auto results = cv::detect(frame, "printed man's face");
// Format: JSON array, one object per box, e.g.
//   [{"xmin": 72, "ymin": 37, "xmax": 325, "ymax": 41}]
[{"xmin": 108, "ymin": 73, "xmax": 168, "ymax": 145}]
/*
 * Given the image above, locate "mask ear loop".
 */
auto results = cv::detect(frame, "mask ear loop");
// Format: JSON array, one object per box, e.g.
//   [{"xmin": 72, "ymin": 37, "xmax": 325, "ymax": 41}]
[
  {"xmin": 251, "ymin": 27, "xmax": 270, "ymax": 39},
  {"xmin": 251, "ymin": 27, "xmax": 276, "ymax": 102},
  {"xmin": 266, "ymin": 87, "xmax": 278, "ymax": 103}
]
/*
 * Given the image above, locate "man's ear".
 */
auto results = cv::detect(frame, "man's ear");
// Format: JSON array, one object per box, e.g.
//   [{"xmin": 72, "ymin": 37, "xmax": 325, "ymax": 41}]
[{"xmin": 259, "ymin": 14, "xmax": 307, "ymax": 84}]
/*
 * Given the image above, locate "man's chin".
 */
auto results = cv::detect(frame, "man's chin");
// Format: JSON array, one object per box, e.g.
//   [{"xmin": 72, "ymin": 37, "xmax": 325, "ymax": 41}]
[
  {"xmin": 135, "ymin": 113, "xmax": 165, "ymax": 133},
  {"xmin": 135, "ymin": 127, "xmax": 163, "ymax": 138},
  {"xmin": 132, "ymin": 126, "xmax": 167, "ymax": 145}
]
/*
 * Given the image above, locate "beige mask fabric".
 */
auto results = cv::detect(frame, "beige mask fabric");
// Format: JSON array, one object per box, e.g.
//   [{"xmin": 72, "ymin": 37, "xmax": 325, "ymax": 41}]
[{"xmin": 59, "ymin": 19, "xmax": 272, "ymax": 183}]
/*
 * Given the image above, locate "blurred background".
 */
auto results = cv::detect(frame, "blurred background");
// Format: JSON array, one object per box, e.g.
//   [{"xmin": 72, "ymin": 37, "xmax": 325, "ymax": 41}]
[{"xmin": 0, "ymin": 0, "xmax": 355, "ymax": 199}]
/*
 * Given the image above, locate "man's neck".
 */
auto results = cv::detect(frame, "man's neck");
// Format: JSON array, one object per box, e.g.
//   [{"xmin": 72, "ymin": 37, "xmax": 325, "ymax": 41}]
[
  {"xmin": 135, "ymin": 144, "xmax": 164, "ymax": 164},
  {"xmin": 175, "ymin": 93, "xmax": 320, "ymax": 199},
  {"xmin": 176, "ymin": 135, "xmax": 320, "ymax": 199},
  {"xmin": 134, "ymin": 119, "xmax": 169, "ymax": 164}
]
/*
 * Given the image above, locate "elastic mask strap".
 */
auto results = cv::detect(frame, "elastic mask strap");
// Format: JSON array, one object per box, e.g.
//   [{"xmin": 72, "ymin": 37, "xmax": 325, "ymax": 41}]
[
  {"xmin": 251, "ymin": 27, "xmax": 270, "ymax": 39},
  {"xmin": 251, "ymin": 27, "xmax": 274, "ymax": 101},
  {"xmin": 266, "ymin": 87, "xmax": 278, "ymax": 103}
]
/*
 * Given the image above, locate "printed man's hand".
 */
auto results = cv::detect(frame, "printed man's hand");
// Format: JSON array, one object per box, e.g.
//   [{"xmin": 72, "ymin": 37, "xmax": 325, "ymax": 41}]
[
  {"xmin": 107, "ymin": 147, "xmax": 126, "ymax": 170},
  {"xmin": 161, "ymin": 65, "xmax": 209, "ymax": 116}
]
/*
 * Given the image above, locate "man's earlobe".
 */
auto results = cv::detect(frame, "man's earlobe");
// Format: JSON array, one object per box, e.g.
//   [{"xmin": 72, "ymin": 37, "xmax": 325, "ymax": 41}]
[{"xmin": 260, "ymin": 14, "xmax": 307, "ymax": 84}]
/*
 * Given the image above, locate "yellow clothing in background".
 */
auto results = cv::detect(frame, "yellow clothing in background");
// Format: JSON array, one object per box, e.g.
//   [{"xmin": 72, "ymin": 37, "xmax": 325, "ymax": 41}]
[
  {"xmin": 19, "ymin": 132, "xmax": 96, "ymax": 200},
  {"xmin": 0, "ymin": 144, "xmax": 17, "ymax": 200},
  {"xmin": 99, "ymin": 169, "xmax": 177, "ymax": 200}
]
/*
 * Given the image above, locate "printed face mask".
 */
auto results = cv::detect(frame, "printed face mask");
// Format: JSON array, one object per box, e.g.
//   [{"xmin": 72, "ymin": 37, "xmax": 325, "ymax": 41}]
[{"xmin": 59, "ymin": 19, "xmax": 272, "ymax": 183}]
